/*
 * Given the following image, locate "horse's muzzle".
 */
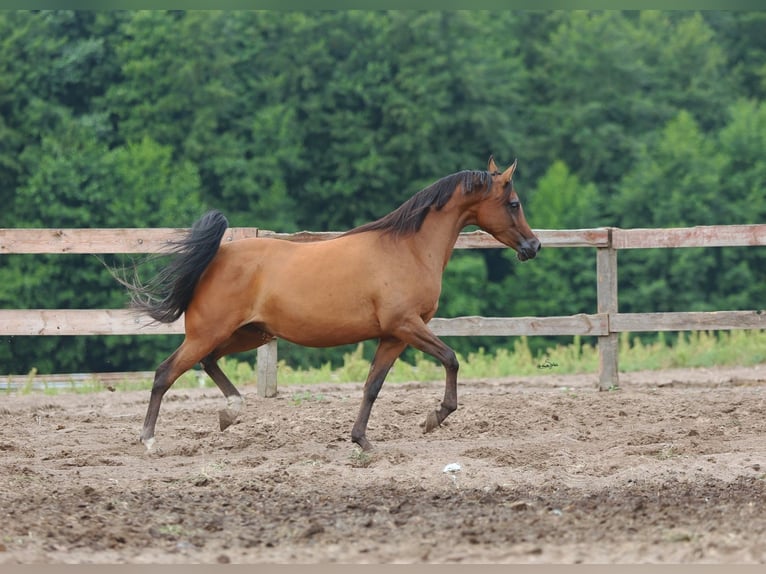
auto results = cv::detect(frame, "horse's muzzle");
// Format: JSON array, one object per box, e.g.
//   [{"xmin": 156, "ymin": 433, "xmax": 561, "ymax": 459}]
[{"xmin": 517, "ymin": 237, "xmax": 541, "ymax": 261}]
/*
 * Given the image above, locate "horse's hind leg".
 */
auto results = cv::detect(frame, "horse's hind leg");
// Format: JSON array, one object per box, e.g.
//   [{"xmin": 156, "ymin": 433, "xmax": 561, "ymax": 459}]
[
  {"xmin": 202, "ymin": 324, "xmax": 275, "ymax": 432},
  {"xmin": 141, "ymin": 340, "xmax": 214, "ymax": 450},
  {"xmin": 200, "ymin": 358, "xmax": 243, "ymax": 431},
  {"xmin": 351, "ymin": 337, "xmax": 407, "ymax": 451}
]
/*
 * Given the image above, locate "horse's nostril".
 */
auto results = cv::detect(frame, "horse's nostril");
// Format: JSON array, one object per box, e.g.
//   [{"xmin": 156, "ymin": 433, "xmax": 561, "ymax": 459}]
[
  {"xmin": 520, "ymin": 238, "xmax": 541, "ymax": 260},
  {"xmin": 525, "ymin": 239, "xmax": 541, "ymax": 254}
]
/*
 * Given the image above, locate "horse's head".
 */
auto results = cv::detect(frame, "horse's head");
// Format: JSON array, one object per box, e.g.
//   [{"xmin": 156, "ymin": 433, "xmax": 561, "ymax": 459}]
[{"xmin": 473, "ymin": 156, "xmax": 541, "ymax": 261}]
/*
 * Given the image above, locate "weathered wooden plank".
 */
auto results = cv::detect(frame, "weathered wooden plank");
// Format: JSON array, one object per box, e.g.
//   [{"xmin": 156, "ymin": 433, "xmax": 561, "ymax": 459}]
[
  {"xmin": 611, "ymin": 310, "xmax": 766, "ymax": 332},
  {"xmin": 428, "ymin": 314, "xmax": 608, "ymax": 337},
  {"xmin": 9, "ymin": 309, "xmax": 764, "ymax": 338},
  {"xmin": 0, "ymin": 227, "xmax": 610, "ymax": 254},
  {"xmin": 3, "ymin": 224, "xmax": 765, "ymax": 254},
  {"xmin": 0, "ymin": 309, "xmax": 184, "ymax": 335},
  {"xmin": 0, "ymin": 371, "xmax": 157, "ymax": 389},
  {"xmin": 454, "ymin": 229, "xmax": 611, "ymax": 249},
  {"xmin": 257, "ymin": 228, "xmax": 610, "ymax": 249},
  {"xmin": 612, "ymin": 224, "xmax": 766, "ymax": 249},
  {"xmin": 0, "ymin": 310, "xmax": 608, "ymax": 338},
  {"xmin": 0, "ymin": 228, "xmax": 260, "ymax": 254},
  {"xmin": 255, "ymin": 230, "xmax": 341, "ymax": 243}
]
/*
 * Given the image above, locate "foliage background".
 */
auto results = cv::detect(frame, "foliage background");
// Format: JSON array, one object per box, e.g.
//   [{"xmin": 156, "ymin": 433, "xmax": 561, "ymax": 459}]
[{"xmin": 1, "ymin": 10, "xmax": 765, "ymax": 374}]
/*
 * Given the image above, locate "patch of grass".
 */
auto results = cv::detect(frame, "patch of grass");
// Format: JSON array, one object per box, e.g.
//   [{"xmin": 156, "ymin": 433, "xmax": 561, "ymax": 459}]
[
  {"xmin": 187, "ymin": 460, "xmax": 230, "ymax": 486},
  {"xmin": 655, "ymin": 444, "xmax": 681, "ymax": 460},
  {"xmin": 348, "ymin": 449, "xmax": 374, "ymax": 468},
  {"xmin": 618, "ymin": 330, "xmax": 766, "ymax": 372},
  {"xmin": 156, "ymin": 524, "xmax": 187, "ymax": 538},
  {"xmin": 9, "ymin": 329, "xmax": 766, "ymax": 394},
  {"xmin": 559, "ymin": 386, "xmax": 579, "ymax": 398},
  {"xmin": 664, "ymin": 529, "xmax": 694, "ymax": 543},
  {"xmin": 291, "ymin": 390, "xmax": 326, "ymax": 405},
  {"xmin": 3, "ymin": 369, "xmax": 211, "ymax": 396}
]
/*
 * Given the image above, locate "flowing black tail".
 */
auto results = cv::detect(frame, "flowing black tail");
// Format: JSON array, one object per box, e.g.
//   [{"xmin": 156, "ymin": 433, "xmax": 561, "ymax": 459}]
[{"xmin": 126, "ymin": 210, "xmax": 229, "ymax": 323}]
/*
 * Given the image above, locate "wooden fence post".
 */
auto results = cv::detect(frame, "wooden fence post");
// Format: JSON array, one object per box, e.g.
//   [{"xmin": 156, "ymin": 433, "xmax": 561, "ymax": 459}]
[
  {"xmin": 596, "ymin": 229, "xmax": 619, "ymax": 390},
  {"xmin": 256, "ymin": 340, "xmax": 278, "ymax": 397}
]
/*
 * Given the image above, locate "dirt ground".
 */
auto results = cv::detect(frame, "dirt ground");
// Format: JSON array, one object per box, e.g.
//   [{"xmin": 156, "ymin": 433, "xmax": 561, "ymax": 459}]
[{"xmin": 1, "ymin": 364, "xmax": 766, "ymax": 564}]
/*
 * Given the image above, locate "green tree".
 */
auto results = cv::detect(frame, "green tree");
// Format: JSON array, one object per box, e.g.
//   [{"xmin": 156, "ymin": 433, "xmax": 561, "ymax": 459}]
[
  {"xmin": 0, "ymin": 11, "xmax": 125, "ymax": 225},
  {"xmin": 493, "ymin": 161, "xmax": 600, "ymax": 320},
  {"xmin": 701, "ymin": 11, "xmax": 766, "ymax": 101},
  {"xmin": 614, "ymin": 111, "xmax": 725, "ymax": 314},
  {"xmin": 524, "ymin": 11, "xmax": 733, "ymax": 202},
  {"xmin": 712, "ymin": 99, "xmax": 766, "ymax": 309},
  {"xmin": 101, "ymin": 11, "xmax": 530, "ymax": 231},
  {"xmin": 2, "ymin": 10, "xmax": 765, "ymax": 374},
  {"xmin": 0, "ymin": 111, "xmax": 203, "ymax": 373},
  {"xmin": 612, "ymin": 101, "xmax": 766, "ymax": 316}
]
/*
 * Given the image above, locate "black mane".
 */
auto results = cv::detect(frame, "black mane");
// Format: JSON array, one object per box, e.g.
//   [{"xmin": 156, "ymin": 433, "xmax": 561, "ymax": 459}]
[{"xmin": 345, "ymin": 170, "xmax": 492, "ymax": 238}]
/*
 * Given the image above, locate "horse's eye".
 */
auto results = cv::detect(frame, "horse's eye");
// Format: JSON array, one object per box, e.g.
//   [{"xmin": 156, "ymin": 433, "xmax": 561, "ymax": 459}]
[{"xmin": 508, "ymin": 201, "xmax": 520, "ymax": 210}]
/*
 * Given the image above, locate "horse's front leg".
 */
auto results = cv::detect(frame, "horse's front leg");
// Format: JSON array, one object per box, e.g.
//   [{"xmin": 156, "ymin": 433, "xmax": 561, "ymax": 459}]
[
  {"xmin": 424, "ymin": 352, "xmax": 458, "ymax": 433},
  {"xmin": 394, "ymin": 319, "xmax": 459, "ymax": 433}
]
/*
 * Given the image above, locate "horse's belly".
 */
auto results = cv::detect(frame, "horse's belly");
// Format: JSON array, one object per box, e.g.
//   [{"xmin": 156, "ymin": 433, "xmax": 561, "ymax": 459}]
[
  {"xmin": 267, "ymin": 312, "xmax": 381, "ymax": 348},
  {"xmin": 258, "ymin": 285, "xmax": 382, "ymax": 348},
  {"xmin": 279, "ymin": 325, "xmax": 380, "ymax": 348}
]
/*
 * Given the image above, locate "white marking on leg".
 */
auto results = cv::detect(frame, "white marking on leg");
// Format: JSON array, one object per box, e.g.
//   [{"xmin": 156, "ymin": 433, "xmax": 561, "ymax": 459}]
[{"xmin": 227, "ymin": 395, "xmax": 244, "ymax": 413}]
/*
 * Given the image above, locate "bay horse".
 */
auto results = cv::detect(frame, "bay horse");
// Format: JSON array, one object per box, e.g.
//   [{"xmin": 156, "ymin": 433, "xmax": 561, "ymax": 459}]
[{"xmin": 127, "ymin": 157, "xmax": 540, "ymax": 451}]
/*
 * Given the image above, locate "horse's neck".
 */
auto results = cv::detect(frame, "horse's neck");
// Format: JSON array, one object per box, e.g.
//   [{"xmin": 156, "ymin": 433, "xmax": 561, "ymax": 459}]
[{"xmin": 407, "ymin": 205, "xmax": 473, "ymax": 272}]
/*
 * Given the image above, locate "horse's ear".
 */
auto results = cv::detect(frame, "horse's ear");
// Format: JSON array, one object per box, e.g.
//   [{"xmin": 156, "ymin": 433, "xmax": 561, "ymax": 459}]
[
  {"xmin": 488, "ymin": 155, "xmax": 498, "ymax": 174},
  {"xmin": 501, "ymin": 158, "xmax": 518, "ymax": 184}
]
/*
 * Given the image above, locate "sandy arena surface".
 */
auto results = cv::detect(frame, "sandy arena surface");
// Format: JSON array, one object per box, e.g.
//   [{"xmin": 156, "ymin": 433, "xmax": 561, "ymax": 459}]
[{"xmin": 1, "ymin": 364, "xmax": 766, "ymax": 563}]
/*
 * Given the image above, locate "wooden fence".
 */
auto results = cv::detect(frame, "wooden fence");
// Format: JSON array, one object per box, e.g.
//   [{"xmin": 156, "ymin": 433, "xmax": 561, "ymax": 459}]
[{"xmin": 1, "ymin": 224, "xmax": 765, "ymax": 395}]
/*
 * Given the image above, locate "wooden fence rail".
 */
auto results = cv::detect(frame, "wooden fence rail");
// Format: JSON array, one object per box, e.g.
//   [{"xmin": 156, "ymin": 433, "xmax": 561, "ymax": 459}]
[{"xmin": 1, "ymin": 224, "xmax": 765, "ymax": 395}]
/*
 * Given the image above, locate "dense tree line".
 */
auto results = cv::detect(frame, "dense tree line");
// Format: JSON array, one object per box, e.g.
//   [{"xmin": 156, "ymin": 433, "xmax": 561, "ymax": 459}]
[{"xmin": 1, "ymin": 10, "xmax": 765, "ymax": 374}]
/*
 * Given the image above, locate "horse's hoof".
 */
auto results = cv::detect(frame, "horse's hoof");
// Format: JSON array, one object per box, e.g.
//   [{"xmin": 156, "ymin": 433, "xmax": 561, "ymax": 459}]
[
  {"xmin": 219, "ymin": 408, "xmax": 237, "ymax": 431},
  {"xmin": 141, "ymin": 436, "xmax": 156, "ymax": 452},
  {"xmin": 353, "ymin": 436, "xmax": 374, "ymax": 452},
  {"xmin": 219, "ymin": 396, "xmax": 244, "ymax": 431},
  {"xmin": 424, "ymin": 410, "xmax": 441, "ymax": 433}
]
